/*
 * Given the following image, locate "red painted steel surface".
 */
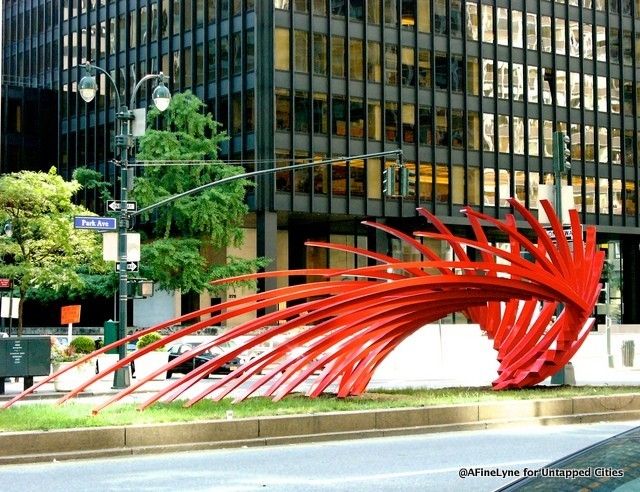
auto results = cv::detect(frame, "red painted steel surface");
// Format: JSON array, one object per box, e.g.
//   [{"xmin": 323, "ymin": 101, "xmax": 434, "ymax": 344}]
[{"xmin": 1, "ymin": 199, "xmax": 604, "ymax": 412}]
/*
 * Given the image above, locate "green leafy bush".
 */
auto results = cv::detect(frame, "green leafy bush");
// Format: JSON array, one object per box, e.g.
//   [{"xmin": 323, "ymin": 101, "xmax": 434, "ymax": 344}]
[
  {"xmin": 70, "ymin": 336, "xmax": 95, "ymax": 354},
  {"xmin": 136, "ymin": 332, "xmax": 166, "ymax": 351}
]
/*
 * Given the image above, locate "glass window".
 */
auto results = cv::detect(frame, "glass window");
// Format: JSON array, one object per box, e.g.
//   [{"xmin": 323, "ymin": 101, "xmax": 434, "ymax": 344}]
[
  {"xmin": 333, "ymin": 95, "xmax": 347, "ymax": 136},
  {"xmin": 611, "ymin": 128, "xmax": 621, "ymax": 164},
  {"xmin": 384, "ymin": 44, "xmax": 397, "ymax": 85},
  {"xmin": 585, "ymin": 124, "xmax": 595, "ymax": 161},
  {"xmin": 436, "ymin": 107, "xmax": 448, "ymax": 146},
  {"xmin": 624, "ymin": 81, "xmax": 634, "ymax": 114},
  {"xmin": 401, "ymin": 47, "xmax": 415, "ymax": 86},
  {"xmin": 597, "ymin": 75, "xmax": 608, "ymax": 113},
  {"xmin": 528, "ymin": 66, "xmax": 538, "ymax": 103},
  {"xmin": 418, "ymin": 49, "xmax": 431, "ymax": 88},
  {"xmin": 599, "ymin": 127, "xmax": 608, "ymax": 163},
  {"xmin": 468, "ymin": 167, "xmax": 481, "ymax": 205},
  {"xmin": 367, "ymin": 0, "xmax": 380, "ymax": 23},
  {"xmin": 625, "ymin": 130, "xmax": 635, "ymax": 165},
  {"xmin": 351, "ymin": 97, "xmax": 365, "ymax": 138},
  {"xmin": 583, "ymin": 23, "xmax": 593, "ymax": 60},
  {"xmin": 331, "ymin": 0, "xmax": 346, "ymax": 15},
  {"xmin": 599, "ymin": 178, "xmax": 610, "ymax": 214},
  {"xmin": 385, "ymin": 101, "xmax": 398, "ymax": 141},
  {"xmin": 451, "ymin": 109, "xmax": 464, "ymax": 149},
  {"xmin": 220, "ymin": 36, "xmax": 229, "ymax": 78},
  {"xmin": 555, "ymin": 17, "xmax": 565, "ymax": 55},
  {"xmin": 467, "ymin": 57, "xmax": 479, "ymax": 95},
  {"xmin": 275, "ymin": 0, "xmax": 290, "ymax": 9},
  {"xmin": 526, "ymin": 13, "xmax": 537, "ymax": 50},
  {"xmin": 384, "ymin": 0, "xmax": 397, "ymax": 24},
  {"xmin": 543, "ymin": 120, "xmax": 553, "ymax": 157},
  {"xmin": 610, "ymin": 28, "xmax": 620, "ymax": 63},
  {"xmin": 313, "ymin": 93, "xmax": 328, "ymax": 134},
  {"xmin": 435, "ymin": 0, "xmax": 447, "ymax": 34},
  {"xmin": 611, "ymin": 78, "xmax": 620, "ymax": 113},
  {"xmin": 584, "ymin": 74, "xmax": 594, "ymax": 110},
  {"xmin": 368, "ymin": 41, "xmax": 381, "ymax": 82},
  {"xmin": 482, "ymin": 59, "xmax": 494, "ymax": 97},
  {"xmin": 623, "ymin": 30, "xmax": 633, "ymax": 65},
  {"xmin": 556, "ymin": 69, "xmax": 567, "ymax": 107},
  {"xmin": 419, "ymin": 105, "xmax": 433, "ymax": 145},
  {"xmin": 452, "ymin": 165, "xmax": 465, "ymax": 204},
  {"xmin": 276, "ymin": 88, "xmax": 291, "ymax": 130},
  {"xmin": 484, "ymin": 168, "xmax": 496, "ymax": 206},
  {"xmin": 512, "ymin": 10, "xmax": 523, "ymax": 48},
  {"xmin": 585, "ymin": 176, "xmax": 596, "ymax": 213},
  {"xmin": 528, "ymin": 118, "xmax": 539, "ymax": 157},
  {"xmin": 498, "ymin": 169, "xmax": 511, "ymax": 207},
  {"xmin": 451, "ymin": 1, "xmax": 463, "ymax": 37},
  {"xmin": 400, "ymin": 0, "xmax": 415, "ymax": 27},
  {"xmin": 498, "ymin": 115, "xmax": 510, "ymax": 153},
  {"xmin": 350, "ymin": 39, "xmax": 364, "ymax": 80},
  {"xmin": 435, "ymin": 52, "xmax": 448, "ymax": 89},
  {"xmin": 466, "ymin": 2, "xmax": 478, "ymax": 41},
  {"xmin": 295, "ymin": 0, "xmax": 309, "ymax": 12},
  {"xmin": 483, "ymin": 113, "xmax": 495, "ymax": 151},
  {"xmin": 368, "ymin": 100, "xmax": 382, "ymax": 140},
  {"xmin": 402, "ymin": 104, "xmax": 415, "ymax": 143},
  {"xmin": 332, "ymin": 36, "xmax": 345, "ymax": 77},
  {"xmin": 419, "ymin": 162, "xmax": 433, "ymax": 201},
  {"xmin": 625, "ymin": 180, "xmax": 636, "ymax": 216},
  {"xmin": 418, "ymin": 0, "xmax": 430, "ymax": 32},
  {"xmin": 482, "ymin": 4, "xmax": 494, "ymax": 43},
  {"xmin": 436, "ymin": 164, "xmax": 449, "ymax": 203},
  {"xmin": 513, "ymin": 63, "xmax": 524, "ymax": 101},
  {"xmin": 541, "ymin": 16, "xmax": 552, "ymax": 52},
  {"xmin": 570, "ymin": 123, "xmax": 582, "ymax": 160},
  {"xmin": 568, "ymin": 71, "xmax": 580, "ymax": 108},
  {"xmin": 275, "ymin": 28, "xmax": 290, "ymax": 71},
  {"xmin": 497, "ymin": 8, "xmax": 509, "ymax": 45},
  {"xmin": 596, "ymin": 26, "xmax": 607, "ymax": 61},
  {"xmin": 313, "ymin": 34, "xmax": 328, "ymax": 75},
  {"xmin": 513, "ymin": 116, "xmax": 525, "ymax": 154},
  {"xmin": 468, "ymin": 111, "xmax": 480, "ymax": 150},
  {"xmin": 295, "ymin": 91, "xmax": 310, "ymax": 132},
  {"xmin": 569, "ymin": 21, "xmax": 580, "ymax": 57},
  {"xmin": 451, "ymin": 54, "xmax": 464, "ymax": 92},
  {"xmin": 367, "ymin": 158, "xmax": 382, "ymax": 199},
  {"xmin": 497, "ymin": 61, "xmax": 509, "ymax": 99},
  {"xmin": 295, "ymin": 30, "xmax": 309, "ymax": 73}
]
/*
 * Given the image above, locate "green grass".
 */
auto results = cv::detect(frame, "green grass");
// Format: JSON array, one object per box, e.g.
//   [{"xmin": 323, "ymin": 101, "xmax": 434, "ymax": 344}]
[{"xmin": 1, "ymin": 385, "xmax": 639, "ymax": 432}]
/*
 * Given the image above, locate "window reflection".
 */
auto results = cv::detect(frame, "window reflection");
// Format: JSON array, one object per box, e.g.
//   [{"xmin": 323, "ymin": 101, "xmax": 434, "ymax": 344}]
[
  {"xmin": 436, "ymin": 107, "xmax": 448, "ymax": 146},
  {"xmin": 528, "ymin": 118, "xmax": 539, "ymax": 157},
  {"xmin": 528, "ymin": 66, "xmax": 538, "ymax": 103},
  {"xmin": 314, "ymin": 33, "xmax": 327, "ymax": 75},
  {"xmin": 368, "ymin": 100, "xmax": 382, "ymax": 140},
  {"xmin": 367, "ymin": 41, "xmax": 381, "ymax": 82},
  {"xmin": 418, "ymin": 49, "xmax": 431, "ymax": 88},
  {"xmin": 466, "ymin": 2, "xmax": 478, "ymax": 41},
  {"xmin": 555, "ymin": 18, "xmax": 565, "ymax": 55},
  {"xmin": 584, "ymin": 74, "xmax": 594, "ymax": 111},
  {"xmin": 498, "ymin": 115, "xmax": 510, "ymax": 153},
  {"xmin": 468, "ymin": 111, "xmax": 480, "ymax": 150},
  {"xmin": 512, "ymin": 10, "xmax": 523, "ymax": 48},
  {"xmin": 611, "ymin": 128, "xmax": 621, "ymax": 164},
  {"xmin": 583, "ymin": 23, "xmax": 593, "ymax": 60},
  {"xmin": 483, "ymin": 113, "xmax": 494, "ymax": 151},
  {"xmin": 467, "ymin": 57, "xmax": 479, "ymax": 95},
  {"xmin": 527, "ymin": 13, "xmax": 537, "ymax": 50},
  {"xmin": 483, "ymin": 59, "xmax": 494, "ymax": 97},
  {"xmin": 570, "ymin": 71, "xmax": 581, "ymax": 108},
  {"xmin": 436, "ymin": 164, "xmax": 449, "ymax": 203},
  {"xmin": 513, "ymin": 117, "xmax": 525, "ymax": 155},
  {"xmin": 482, "ymin": 4, "xmax": 494, "ymax": 43},
  {"xmin": 597, "ymin": 76, "xmax": 608, "ymax": 112},
  {"xmin": 585, "ymin": 124, "xmax": 595, "ymax": 161},
  {"xmin": 419, "ymin": 105, "xmax": 433, "ymax": 145},
  {"xmin": 496, "ymin": 7, "xmax": 508, "ymax": 46},
  {"xmin": 541, "ymin": 16, "xmax": 552, "ymax": 52}
]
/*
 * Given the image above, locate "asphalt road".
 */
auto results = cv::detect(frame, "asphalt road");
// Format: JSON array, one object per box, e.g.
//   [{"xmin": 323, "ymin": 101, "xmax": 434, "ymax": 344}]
[{"xmin": 1, "ymin": 420, "xmax": 637, "ymax": 491}]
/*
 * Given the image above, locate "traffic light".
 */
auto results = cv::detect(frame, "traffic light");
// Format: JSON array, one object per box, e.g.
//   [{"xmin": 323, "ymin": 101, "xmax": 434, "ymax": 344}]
[
  {"xmin": 553, "ymin": 131, "xmax": 571, "ymax": 172},
  {"xmin": 383, "ymin": 165, "xmax": 410, "ymax": 197},
  {"xmin": 383, "ymin": 166, "xmax": 396, "ymax": 196}
]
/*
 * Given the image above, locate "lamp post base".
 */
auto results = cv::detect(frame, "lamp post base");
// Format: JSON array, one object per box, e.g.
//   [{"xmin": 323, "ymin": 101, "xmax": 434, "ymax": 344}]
[{"xmin": 112, "ymin": 366, "xmax": 131, "ymax": 389}]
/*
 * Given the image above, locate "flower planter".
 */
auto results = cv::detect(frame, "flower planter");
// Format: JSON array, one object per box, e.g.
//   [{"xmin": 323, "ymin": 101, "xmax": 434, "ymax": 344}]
[
  {"xmin": 134, "ymin": 351, "xmax": 168, "ymax": 381},
  {"xmin": 52, "ymin": 361, "xmax": 95, "ymax": 392}
]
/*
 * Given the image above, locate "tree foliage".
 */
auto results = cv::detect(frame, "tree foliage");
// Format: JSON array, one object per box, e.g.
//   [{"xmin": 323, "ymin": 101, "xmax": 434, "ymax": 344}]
[
  {"xmin": 0, "ymin": 168, "xmax": 111, "ymax": 333},
  {"xmin": 132, "ymin": 91, "xmax": 269, "ymax": 294}
]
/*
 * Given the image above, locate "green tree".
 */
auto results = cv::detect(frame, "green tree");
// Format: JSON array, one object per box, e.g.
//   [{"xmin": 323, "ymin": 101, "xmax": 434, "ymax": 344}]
[
  {"xmin": 132, "ymin": 91, "xmax": 269, "ymax": 295},
  {"xmin": 0, "ymin": 168, "xmax": 111, "ymax": 334}
]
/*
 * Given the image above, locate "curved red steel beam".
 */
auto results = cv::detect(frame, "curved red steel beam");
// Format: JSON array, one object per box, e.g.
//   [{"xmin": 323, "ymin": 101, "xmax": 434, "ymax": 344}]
[{"xmin": 1, "ymin": 199, "xmax": 603, "ymax": 412}]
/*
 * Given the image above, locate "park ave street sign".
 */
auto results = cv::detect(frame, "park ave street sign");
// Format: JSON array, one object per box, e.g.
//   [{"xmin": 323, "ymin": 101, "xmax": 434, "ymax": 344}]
[
  {"xmin": 73, "ymin": 216, "xmax": 117, "ymax": 231},
  {"xmin": 107, "ymin": 200, "xmax": 137, "ymax": 212}
]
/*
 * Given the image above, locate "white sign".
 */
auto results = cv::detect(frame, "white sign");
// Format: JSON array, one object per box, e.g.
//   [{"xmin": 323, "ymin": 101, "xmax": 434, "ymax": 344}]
[
  {"xmin": 103, "ymin": 233, "xmax": 141, "ymax": 262},
  {"xmin": 1, "ymin": 297, "xmax": 19, "ymax": 319}
]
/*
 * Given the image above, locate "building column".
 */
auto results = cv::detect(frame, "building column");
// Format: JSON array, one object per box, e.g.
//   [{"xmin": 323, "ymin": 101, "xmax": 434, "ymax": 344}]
[{"xmin": 622, "ymin": 238, "xmax": 640, "ymax": 324}]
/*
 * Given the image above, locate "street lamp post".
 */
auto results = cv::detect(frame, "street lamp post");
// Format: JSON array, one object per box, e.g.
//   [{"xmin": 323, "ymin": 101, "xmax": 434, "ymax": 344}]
[{"xmin": 79, "ymin": 61, "xmax": 171, "ymax": 388}]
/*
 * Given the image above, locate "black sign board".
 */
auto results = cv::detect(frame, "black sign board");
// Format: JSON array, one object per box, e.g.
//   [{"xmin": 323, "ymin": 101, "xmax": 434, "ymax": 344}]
[{"xmin": 0, "ymin": 337, "xmax": 51, "ymax": 377}]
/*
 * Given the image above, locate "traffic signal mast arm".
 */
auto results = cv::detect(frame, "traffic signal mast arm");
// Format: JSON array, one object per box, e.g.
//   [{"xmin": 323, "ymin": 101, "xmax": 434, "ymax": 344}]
[{"xmin": 131, "ymin": 149, "xmax": 405, "ymax": 218}]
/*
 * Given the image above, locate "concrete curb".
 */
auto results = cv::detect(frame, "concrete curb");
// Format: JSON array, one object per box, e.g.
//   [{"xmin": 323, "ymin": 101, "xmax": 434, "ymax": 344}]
[{"xmin": 1, "ymin": 393, "xmax": 640, "ymax": 464}]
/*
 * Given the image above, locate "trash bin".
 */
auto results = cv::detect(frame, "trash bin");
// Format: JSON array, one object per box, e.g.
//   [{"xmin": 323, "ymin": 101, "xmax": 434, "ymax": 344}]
[
  {"xmin": 103, "ymin": 320, "xmax": 118, "ymax": 354},
  {"xmin": 622, "ymin": 340, "xmax": 635, "ymax": 367}
]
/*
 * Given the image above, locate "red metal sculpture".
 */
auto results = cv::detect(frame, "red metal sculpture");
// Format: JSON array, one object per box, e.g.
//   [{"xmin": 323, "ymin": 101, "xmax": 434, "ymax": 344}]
[{"xmin": 2, "ymin": 199, "xmax": 604, "ymax": 413}]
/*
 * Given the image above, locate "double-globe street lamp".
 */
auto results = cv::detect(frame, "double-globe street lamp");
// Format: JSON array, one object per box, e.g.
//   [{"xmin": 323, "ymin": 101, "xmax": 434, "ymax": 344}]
[{"xmin": 78, "ymin": 61, "xmax": 171, "ymax": 388}]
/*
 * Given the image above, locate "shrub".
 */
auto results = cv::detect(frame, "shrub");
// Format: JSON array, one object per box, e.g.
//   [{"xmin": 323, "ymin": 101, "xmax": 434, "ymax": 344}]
[
  {"xmin": 136, "ymin": 331, "xmax": 165, "ymax": 351},
  {"xmin": 70, "ymin": 336, "xmax": 95, "ymax": 355}
]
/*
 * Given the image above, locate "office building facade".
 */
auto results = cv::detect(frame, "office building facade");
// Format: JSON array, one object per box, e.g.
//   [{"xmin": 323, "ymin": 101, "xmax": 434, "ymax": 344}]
[{"xmin": 2, "ymin": 1, "xmax": 640, "ymax": 325}]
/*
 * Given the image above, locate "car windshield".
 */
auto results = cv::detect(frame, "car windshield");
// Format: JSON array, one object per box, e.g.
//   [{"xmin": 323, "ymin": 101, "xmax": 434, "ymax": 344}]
[{"xmin": 497, "ymin": 426, "xmax": 640, "ymax": 491}]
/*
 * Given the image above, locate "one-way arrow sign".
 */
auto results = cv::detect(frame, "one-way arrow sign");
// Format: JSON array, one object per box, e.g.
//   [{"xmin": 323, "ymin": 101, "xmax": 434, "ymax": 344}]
[
  {"xmin": 107, "ymin": 200, "xmax": 137, "ymax": 212},
  {"xmin": 115, "ymin": 261, "xmax": 139, "ymax": 272}
]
